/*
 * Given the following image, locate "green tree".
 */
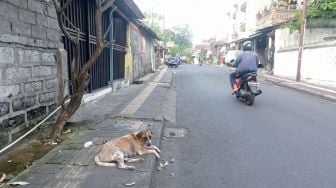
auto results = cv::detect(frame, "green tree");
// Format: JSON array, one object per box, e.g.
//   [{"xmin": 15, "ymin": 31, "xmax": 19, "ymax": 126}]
[
  {"xmin": 282, "ymin": 10, "xmax": 302, "ymax": 32},
  {"xmin": 143, "ymin": 11, "xmax": 193, "ymax": 59},
  {"xmin": 167, "ymin": 25, "xmax": 193, "ymax": 57},
  {"xmin": 143, "ymin": 11, "xmax": 165, "ymax": 38},
  {"xmin": 283, "ymin": 0, "xmax": 336, "ymax": 32},
  {"xmin": 308, "ymin": 0, "xmax": 336, "ymax": 19}
]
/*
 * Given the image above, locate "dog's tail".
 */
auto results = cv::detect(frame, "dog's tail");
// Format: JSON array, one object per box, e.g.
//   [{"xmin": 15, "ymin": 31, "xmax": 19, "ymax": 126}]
[{"xmin": 94, "ymin": 156, "xmax": 117, "ymax": 167}]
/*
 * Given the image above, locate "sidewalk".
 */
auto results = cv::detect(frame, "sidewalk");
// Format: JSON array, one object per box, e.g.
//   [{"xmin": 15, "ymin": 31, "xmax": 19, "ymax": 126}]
[
  {"xmin": 5, "ymin": 67, "xmax": 176, "ymax": 188},
  {"xmin": 259, "ymin": 72, "xmax": 336, "ymax": 102}
]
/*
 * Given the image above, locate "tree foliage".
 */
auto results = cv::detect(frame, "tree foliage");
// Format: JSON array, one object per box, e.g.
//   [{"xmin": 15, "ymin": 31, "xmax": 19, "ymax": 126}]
[
  {"xmin": 143, "ymin": 11, "xmax": 193, "ymax": 58},
  {"xmin": 308, "ymin": 0, "xmax": 336, "ymax": 19},
  {"xmin": 282, "ymin": 10, "xmax": 302, "ymax": 32},
  {"xmin": 143, "ymin": 11, "xmax": 165, "ymax": 38},
  {"xmin": 282, "ymin": 0, "xmax": 336, "ymax": 32},
  {"xmin": 168, "ymin": 25, "xmax": 193, "ymax": 57}
]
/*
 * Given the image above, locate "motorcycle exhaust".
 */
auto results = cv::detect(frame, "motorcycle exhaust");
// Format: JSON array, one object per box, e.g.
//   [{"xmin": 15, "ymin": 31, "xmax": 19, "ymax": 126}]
[{"xmin": 254, "ymin": 90, "xmax": 262, "ymax": 96}]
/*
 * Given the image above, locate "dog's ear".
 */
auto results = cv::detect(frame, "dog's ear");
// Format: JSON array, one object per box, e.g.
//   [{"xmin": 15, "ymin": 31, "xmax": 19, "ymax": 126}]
[
  {"xmin": 136, "ymin": 130, "xmax": 145, "ymax": 139},
  {"xmin": 136, "ymin": 129, "xmax": 152, "ymax": 139}
]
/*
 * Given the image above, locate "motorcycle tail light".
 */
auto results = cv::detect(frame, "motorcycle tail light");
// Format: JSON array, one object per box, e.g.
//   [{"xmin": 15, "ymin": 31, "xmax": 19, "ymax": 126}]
[
  {"xmin": 248, "ymin": 76, "xmax": 257, "ymax": 81},
  {"xmin": 235, "ymin": 78, "xmax": 241, "ymax": 85}
]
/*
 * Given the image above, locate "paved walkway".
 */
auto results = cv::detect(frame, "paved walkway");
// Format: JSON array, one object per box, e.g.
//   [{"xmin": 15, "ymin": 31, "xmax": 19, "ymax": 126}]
[
  {"xmin": 5, "ymin": 67, "xmax": 176, "ymax": 188},
  {"xmin": 259, "ymin": 72, "xmax": 336, "ymax": 102}
]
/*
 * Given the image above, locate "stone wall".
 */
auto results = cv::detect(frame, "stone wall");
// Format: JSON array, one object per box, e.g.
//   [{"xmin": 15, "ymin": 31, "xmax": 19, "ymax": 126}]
[{"xmin": 0, "ymin": 0, "xmax": 61, "ymax": 146}]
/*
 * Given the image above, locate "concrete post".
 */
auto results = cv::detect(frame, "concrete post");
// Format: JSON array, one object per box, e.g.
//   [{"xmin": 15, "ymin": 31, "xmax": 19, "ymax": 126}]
[{"xmin": 296, "ymin": 0, "xmax": 307, "ymax": 82}]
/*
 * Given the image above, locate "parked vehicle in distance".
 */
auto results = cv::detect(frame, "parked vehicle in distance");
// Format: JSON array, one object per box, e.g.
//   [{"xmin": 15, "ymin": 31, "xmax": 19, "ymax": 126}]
[
  {"xmin": 224, "ymin": 50, "xmax": 241, "ymax": 66},
  {"xmin": 164, "ymin": 54, "xmax": 172, "ymax": 64},
  {"xmin": 167, "ymin": 57, "xmax": 178, "ymax": 68}
]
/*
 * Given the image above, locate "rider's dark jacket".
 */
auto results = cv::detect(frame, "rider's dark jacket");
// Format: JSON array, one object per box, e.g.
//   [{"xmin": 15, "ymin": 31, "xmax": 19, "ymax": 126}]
[{"xmin": 233, "ymin": 51, "xmax": 258, "ymax": 73}]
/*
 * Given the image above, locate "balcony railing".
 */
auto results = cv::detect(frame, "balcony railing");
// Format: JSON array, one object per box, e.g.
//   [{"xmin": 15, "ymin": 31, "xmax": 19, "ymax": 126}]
[
  {"xmin": 256, "ymin": 8, "xmax": 297, "ymax": 29},
  {"xmin": 240, "ymin": 23, "xmax": 246, "ymax": 32}
]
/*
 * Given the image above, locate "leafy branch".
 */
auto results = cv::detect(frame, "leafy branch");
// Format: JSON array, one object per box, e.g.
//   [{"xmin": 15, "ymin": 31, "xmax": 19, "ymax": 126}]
[
  {"xmin": 281, "ymin": 10, "xmax": 302, "ymax": 33},
  {"xmin": 308, "ymin": 0, "xmax": 336, "ymax": 19}
]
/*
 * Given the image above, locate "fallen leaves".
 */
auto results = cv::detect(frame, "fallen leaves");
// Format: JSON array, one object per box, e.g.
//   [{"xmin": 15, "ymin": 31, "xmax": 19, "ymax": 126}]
[
  {"xmin": 62, "ymin": 129, "xmax": 72, "ymax": 134},
  {"xmin": 162, "ymin": 161, "xmax": 169, "ymax": 167},
  {"xmin": 156, "ymin": 158, "xmax": 175, "ymax": 171},
  {"xmin": 156, "ymin": 160, "xmax": 168, "ymax": 171},
  {"xmin": 42, "ymin": 138, "xmax": 61, "ymax": 145},
  {"xmin": 156, "ymin": 165, "xmax": 162, "ymax": 171}
]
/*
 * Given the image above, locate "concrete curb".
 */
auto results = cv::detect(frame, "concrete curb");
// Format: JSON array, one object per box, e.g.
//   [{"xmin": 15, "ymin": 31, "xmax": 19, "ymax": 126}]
[
  {"xmin": 147, "ymin": 121, "xmax": 165, "ymax": 188},
  {"xmin": 260, "ymin": 74, "xmax": 336, "ymax": 102},
  {"xmin": 139, "ymin": 121, "xmax": 164, "ymax": 188}
]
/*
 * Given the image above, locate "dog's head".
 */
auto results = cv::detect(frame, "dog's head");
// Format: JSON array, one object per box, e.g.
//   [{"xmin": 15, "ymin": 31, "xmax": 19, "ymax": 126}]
[{"xmin": 136, "ymin": 129, "xmax": 153, "ymax": 146}]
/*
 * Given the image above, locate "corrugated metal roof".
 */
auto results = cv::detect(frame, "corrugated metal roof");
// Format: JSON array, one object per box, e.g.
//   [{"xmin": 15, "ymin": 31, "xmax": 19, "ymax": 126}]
[
  {"xmin": 114, "ymin": 0, "xmax": 144, "ymax": 19},
  {"xmin": 103, "ymin": 0, "xmax": 159, "ymax": 40},
  {"xmin": 133, "ymin": 20, "xmax": 161, "ymax": 40}
]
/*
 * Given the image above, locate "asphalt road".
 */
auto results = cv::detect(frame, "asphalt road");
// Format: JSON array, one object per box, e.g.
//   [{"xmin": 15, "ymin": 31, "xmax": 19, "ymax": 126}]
[{"xmin": 152, "ymin": 64, "xmax": 336, "ymax": 188}]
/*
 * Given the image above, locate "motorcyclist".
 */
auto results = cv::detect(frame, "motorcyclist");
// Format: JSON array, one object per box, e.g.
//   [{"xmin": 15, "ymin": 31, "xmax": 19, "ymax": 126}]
[{"xmin": 230, "ymin": 41, "xmax": 258, "ymax": 93}]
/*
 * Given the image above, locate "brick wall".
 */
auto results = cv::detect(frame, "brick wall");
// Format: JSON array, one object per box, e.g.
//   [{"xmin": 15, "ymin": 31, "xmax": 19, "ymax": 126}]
[{"xmin": 0, "ymin": 0, "xmax": 62, "ymax": 146}]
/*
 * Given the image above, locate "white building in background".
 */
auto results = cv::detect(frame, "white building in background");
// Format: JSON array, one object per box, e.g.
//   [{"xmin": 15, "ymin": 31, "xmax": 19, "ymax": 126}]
[
  {"xmin": 227, "ymin": 0, "xmax": 275, "ymax": 44},
  {"xmin": 227, "ymin": 0, "xmax": 304, "ymax": 42},
  {"xmin": 225, "ymin": 0, "xmax": 336, "ymax": 88}
]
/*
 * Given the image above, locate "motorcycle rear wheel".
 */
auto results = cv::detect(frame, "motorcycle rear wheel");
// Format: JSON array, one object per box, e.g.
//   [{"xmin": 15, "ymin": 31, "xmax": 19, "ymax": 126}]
[{"xmin": 245, "ymin": 92, "xmax": 255, "ymax": 106}]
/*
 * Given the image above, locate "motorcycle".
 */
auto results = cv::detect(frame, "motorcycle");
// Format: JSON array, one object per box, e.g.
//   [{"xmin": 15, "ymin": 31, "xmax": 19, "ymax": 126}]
[{"xmin": 233, "ymin": 72, "xmax": 262, "ymax": 106}]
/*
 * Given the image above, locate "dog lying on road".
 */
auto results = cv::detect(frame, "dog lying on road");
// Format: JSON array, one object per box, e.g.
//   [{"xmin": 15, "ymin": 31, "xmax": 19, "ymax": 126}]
[{"xmin": 95, "ymin": 129, "xmax": 161, "ymax": 170}]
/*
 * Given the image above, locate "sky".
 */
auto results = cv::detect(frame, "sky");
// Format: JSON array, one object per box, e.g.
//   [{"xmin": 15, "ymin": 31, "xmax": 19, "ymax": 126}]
[{"xmin": 133, "ymin": 0, "xmax": 233, "ymax": 44}]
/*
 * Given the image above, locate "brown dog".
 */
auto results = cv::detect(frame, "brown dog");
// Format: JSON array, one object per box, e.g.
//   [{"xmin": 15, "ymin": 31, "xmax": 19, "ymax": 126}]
[{"xmin": 95, "ymin": 129, "xmax": 161, "ymax": 170}]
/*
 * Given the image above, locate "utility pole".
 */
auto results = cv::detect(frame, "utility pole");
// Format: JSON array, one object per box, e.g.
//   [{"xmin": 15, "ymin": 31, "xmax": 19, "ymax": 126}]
[{"xmin": 296, "ymin": 0, "xmax": 307, "ymax": 82}]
